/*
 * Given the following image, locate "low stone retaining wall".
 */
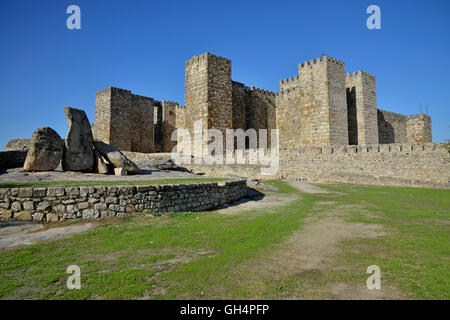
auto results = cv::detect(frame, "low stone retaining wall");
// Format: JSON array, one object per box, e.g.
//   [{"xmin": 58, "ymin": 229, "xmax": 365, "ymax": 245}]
[
  {"xmin": 0, "ymin": 151, "xmax": 27, "ymax": 169},
  {"xmin": 0, "ymin": 180, "xmax": 247, "ymax": 222}
]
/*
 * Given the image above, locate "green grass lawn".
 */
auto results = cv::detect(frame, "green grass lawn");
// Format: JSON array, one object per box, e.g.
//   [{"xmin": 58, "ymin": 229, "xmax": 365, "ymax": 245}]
[
  {"xmin": 0, "ymin": 178, "xmax": 227, "ymax": 188},
  {"xmin": 0, "ymin": 181, "xmax": 448, "ymax": 299}
]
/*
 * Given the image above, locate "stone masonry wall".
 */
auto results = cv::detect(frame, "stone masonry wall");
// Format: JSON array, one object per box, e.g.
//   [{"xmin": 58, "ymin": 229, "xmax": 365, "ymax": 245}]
[
  {"xmin": 406, "ymin": 114, "xmax": 432, "ymax": 143},
  {"xmin": 297, "ymin": 56, "xmax": 331, "ymax": 146},
  {"xmin": 185, "ymin": 53, "xmax": 209, "ymax": 150},
  {"xmin": 0, "ymin": 180, "xmax": 248, "ymax": 222},
  {"xmin": 94, "ymin": 87, "xmax": 160, "ymax": 153},
  {"xmin": 346, "ymin": 71, "xmax": 378, "ymax": 145},
  {"xmin": 327, "ymin": 57, "xmax": 349, "ymax": 146},
  {"xmin": 94, "ymin": 87, "xmax": 132, "ymax": 151},
  {"xmin": 377, "ymin": 109, "xmax": 407, "ymax": 144},
  {"xmin": 232, "ymin": 81, "xmax": 246, "ymax": 130},
  {"xmin": 130, "ymin": 94, "xmax": 154, "ymax": 153},
  {"xmin": 161, "ymin": 101, "xmax": 179, "ymax": 152},
  {"xmin": 276, "ymin": 87, "xmax": 302, "ymax": 149},
  {"xmin": 245, "ymin": 87, "xmax": 277, "ymax": 133}
]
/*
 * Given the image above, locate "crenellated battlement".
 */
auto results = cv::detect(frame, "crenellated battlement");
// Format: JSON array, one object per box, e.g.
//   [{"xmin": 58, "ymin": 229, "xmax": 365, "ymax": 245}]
[
  {"xmin": 378, "ymin": 109, "xmax": 407, "ymax": 119},
  {"xmin": 162, "ymin": 100, "xmax": 181, "ymax": 106},
  {"xmin": 185, "ymin": 52, "xmax": 231, "ymax": 66},
  {"xmin": 246, "ymin": 86, "xmax": 277, "ymax": 96},
  {"xmin": 407, "ymin": 113, "xmax": 431, "ymax": 119},
  {"xmin": 280, "ymin": 75, "xmax": 300, "ymax": 84},
  {"xmin": 96, "ymin": 87, "xmax": 131, "ymax": 94},
  {"xmin": 298, "ymin": 54, "xmax": 345, "ymax": 69},
  {"xmin": 281, "ymin": 142, "xmax": 445, "ymax": 156},
  {"xmin": 346, "ymin": 70, "xmax": 376, "ymax": 81}
]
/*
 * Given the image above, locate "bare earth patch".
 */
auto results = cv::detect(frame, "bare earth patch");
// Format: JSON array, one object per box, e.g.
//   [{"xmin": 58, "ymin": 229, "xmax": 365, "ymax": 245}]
[
  {"xmin": 0, "ymin": 222, "xmax": 95, "ymax": 249},
  {"xmin": 244, "ymin": 181, "xmax": 408, "ymax": 299},
  {"xmin": 216, "ymin": 194, "xmax": 297, "ymax": 215}
]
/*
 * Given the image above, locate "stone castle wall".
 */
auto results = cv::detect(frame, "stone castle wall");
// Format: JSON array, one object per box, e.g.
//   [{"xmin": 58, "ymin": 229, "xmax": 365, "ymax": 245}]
[
  {"xmin": 377, "ymin": 109, "xmax": 407, "ymax": 144},
  {"xmin": 245, "ymin": 87, "xmax": 277, "ymax": 133},
  {"xmin": 126, "ymin": 143, "xmax": 447, "ymax": 189},
  {"xmin": 0, "ymin": 180, "xmax": 248, "ymax": 222},
  {"xmin": 279, "ymin": 143, "xmax": 448, "ymax": 188}
]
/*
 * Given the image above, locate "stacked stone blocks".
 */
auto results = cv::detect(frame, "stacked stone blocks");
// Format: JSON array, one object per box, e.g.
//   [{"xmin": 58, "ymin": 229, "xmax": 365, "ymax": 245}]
[{"xmin": 0, "ymin": 180, "xmax": 248, "ymax": 222}]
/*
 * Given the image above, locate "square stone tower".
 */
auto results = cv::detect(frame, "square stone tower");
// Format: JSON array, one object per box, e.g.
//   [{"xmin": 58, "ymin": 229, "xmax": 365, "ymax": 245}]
[
  {"xmin": 406, "ymin": 114, "xmax": 432, "ymax": 142},
  {"xmin": 345, "ymin": 71, "xmax": 379, "ymax": 145},
  {"xmin": 185, "ymin": 53, "xmax": 232, "ymax": 149},
  {"xmin": 276, "ymin": 55, "xmax": 348, "ymax": 147},
  {"xmin": 94, "ymin": 87, "xmax": 132, "ymax": 151},
  {"xmin": 94, "ymin": 87, "xmax": 155, "ymax": 152}
]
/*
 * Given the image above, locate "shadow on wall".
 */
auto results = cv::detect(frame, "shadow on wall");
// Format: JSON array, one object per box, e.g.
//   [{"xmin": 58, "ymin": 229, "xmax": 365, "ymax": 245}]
[
  {"xmin": 346, "ymin": 87, "xmax": 358, "ymax": 145},
  {"xmin": 377, "ymin": 110, "xmax": 395, "ymax": 144}
]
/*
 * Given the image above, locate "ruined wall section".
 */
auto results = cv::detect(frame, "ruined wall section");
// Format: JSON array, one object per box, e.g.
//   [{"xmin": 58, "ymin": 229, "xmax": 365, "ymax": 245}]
[
  {"xmin": 406, "ymin": 114, "xmax": 432, "ymax": 143},
  {"xmin": 377, "ymin": 109, "xmax": 407, "ymax": 144},
  {"xmin": 346, "ymin": 71, "xmax": 378, "ymax": 145}
]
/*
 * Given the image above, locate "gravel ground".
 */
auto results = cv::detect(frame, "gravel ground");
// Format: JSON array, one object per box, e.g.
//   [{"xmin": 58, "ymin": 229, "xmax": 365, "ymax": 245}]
[{"xmin": 0, "ymin": 160, "xmax": 203, "ymax": 183}]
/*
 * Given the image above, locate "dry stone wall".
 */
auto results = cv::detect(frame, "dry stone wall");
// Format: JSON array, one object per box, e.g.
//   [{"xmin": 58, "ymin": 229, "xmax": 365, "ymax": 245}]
[{"xmin": 0, "ymin": 180, "xmax": 247, "ymax": 222}]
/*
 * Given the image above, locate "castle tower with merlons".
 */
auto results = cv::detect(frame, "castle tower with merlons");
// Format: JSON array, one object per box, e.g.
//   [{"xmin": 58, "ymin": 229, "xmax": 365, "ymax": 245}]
[{"xmin": 93, "ymin": 53, "xmax": 432, "ymax": 153}]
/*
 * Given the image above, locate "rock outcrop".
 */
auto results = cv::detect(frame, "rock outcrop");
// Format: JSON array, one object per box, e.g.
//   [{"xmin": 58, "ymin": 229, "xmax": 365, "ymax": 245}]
[
  {"xmin": 93, "ymin": 140, "xmax": 140, "ymax": 174},
  {"xmin": 23, "ymin": 127, "xmax": 64, "ymax": 172},
  {"xmin": 62, "ymin": 106, "xmax": 94, "ymax": 172}
]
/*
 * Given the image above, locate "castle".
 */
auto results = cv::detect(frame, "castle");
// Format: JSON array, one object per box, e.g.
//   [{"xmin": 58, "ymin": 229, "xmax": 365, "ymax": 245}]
[{"xmin": 93, "ymin": 52, "xmax": 432, "ymax": 153}]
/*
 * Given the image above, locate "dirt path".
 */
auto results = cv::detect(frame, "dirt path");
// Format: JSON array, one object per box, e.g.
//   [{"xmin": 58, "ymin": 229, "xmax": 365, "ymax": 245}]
[
  {"xmin": 247, "ymin": 181, "xmax": 407, "ymax": 299},
  {"xmin": 0, "ymin": 222, "xmax": 95, "ymax": 249},
  {"xmin": 216, "ymin": 194, "xmax": 297, "ymax": 215},
  {"xmin": 286, "ymin": 180, "xmax": 331, "ymax": 194}
]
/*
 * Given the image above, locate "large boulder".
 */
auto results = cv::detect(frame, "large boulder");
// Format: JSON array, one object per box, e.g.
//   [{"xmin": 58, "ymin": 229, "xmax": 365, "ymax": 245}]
[
  {"xmin": 23, "ymin": 127, "xmax": 63, "ymax": 172},
  {"xmin": 93, "ymin": 140, "xmax": 140, "ymax": 174},
  {"xmin": 93, "ymin": 149, "xmax": 110, "ymax": 174},
  {"xmin": 62, "ymin": 106, "xmax": 94, "ymax": 172}
]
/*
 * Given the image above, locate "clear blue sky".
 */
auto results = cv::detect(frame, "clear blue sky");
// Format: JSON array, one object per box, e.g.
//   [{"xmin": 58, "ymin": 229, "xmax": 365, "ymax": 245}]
[{"xmin": 0, "ymin": 0, "xmax": 449, "ymax": 149}]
